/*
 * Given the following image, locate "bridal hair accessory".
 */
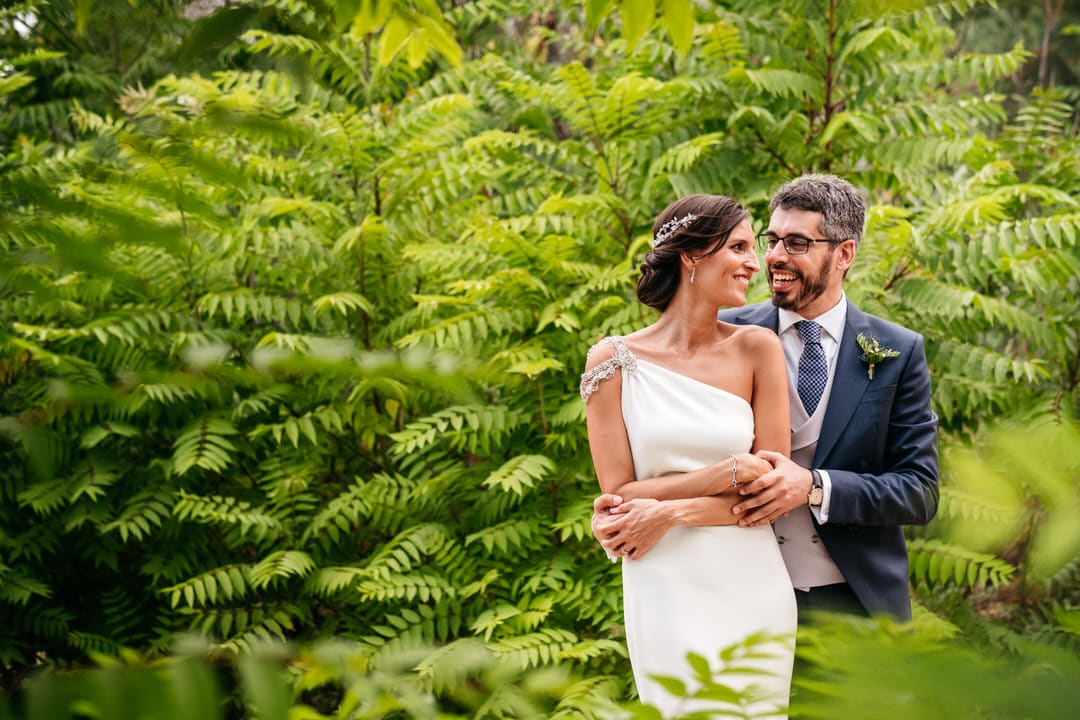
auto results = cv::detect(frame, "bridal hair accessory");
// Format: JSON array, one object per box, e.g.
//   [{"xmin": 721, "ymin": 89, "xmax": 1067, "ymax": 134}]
[
  {"xmin": 856, "ymin": 333, "xmax": 900, "ymax": 380},
  {"xmin": 652, "ymin": 212, "xmax": 697, "ymax": 248}
]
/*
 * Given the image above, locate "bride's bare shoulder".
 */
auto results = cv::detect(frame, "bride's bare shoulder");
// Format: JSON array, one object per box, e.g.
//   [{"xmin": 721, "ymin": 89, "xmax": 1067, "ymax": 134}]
[
  {"xmin": 724, "ymin": 323, "xmax": 782, "ymax": 353},
  {"xmin": 584, "ymin": 337, "xmax": 618, "ymax": 371},
  {"xmin": 585, "ymin": 328, "xmax": 656, "ymax": 370}
]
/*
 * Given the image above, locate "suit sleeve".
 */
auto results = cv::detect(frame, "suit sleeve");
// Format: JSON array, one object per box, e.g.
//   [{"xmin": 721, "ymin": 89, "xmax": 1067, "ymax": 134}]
[{"xmin": 825, "ymin": 332, "xmax": 939, "ymax": 527}]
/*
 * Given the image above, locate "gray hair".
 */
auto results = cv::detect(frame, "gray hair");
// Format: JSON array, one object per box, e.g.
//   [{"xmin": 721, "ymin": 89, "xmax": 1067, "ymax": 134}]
[{"xmin": 770, "ymin": 174, "xmax": 866, "ymax": 248}]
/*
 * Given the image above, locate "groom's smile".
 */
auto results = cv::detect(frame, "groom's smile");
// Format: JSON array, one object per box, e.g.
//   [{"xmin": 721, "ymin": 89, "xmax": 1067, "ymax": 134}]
[
  {"xmin": 769, "ymin": 265, "xmax": 800, "ymax": 289},
  {"xmin": 767, "ymin": 249, "xmax": 832, "ymax": 308}
]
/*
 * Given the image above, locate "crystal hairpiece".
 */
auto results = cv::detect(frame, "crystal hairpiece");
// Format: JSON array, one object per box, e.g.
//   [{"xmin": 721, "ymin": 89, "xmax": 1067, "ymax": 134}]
[{"xmin": 652, "ymin": 213, "xmax": 696, "ymax": 248}]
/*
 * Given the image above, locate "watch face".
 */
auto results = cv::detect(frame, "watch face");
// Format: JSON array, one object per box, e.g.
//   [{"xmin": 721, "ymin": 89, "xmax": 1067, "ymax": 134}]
[{"xmin": 808, "ymin": 488, "xmax": 824, "ymax": 506}]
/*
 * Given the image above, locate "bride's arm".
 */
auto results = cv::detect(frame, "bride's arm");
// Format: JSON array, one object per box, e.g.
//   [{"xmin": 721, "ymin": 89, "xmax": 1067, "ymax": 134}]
[
  {"xmin": 582, "ymin": 343, "xmax": 637, "ymax": 497},
  {"xmin": 602, "ymin": 327, "xmax": 790, "ymax": 504},
  {"xmin": 584, "ymin": 345, "xmax": 759, "ymax": 504},
  {"xmin": 748, "ymin": 329, "xmax": 791, "ymax": 457},
  {"xmin": 594, "ymin": 329, "xmax": 791, "ymax": 559},
  {"xmin": 583, "ymin": 344, "xmax": 747, "ymax": 560},
  {"xmin": 613, "ymin": 453, "xmax": 768, "ymax": 501}
]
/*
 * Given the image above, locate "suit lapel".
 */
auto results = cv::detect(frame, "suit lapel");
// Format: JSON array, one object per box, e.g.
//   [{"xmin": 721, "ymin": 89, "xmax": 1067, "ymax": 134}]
[
  {"xmin": 729, "ymin": 303, "xmax": 779, "ymax": 332},
  {"xmin": 730, "ymin": 303, "xmax": 878, "ymax": 463},
  {"xmin": 814, "ymin": 304, "xmax": 873, "ymax": 464}
]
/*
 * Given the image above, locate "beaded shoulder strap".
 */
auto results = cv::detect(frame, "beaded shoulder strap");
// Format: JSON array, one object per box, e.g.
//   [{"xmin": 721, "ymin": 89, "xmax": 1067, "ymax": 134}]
[{"xmin": 579, "ymin": 336, "xmax": 638, "ymax": 403}]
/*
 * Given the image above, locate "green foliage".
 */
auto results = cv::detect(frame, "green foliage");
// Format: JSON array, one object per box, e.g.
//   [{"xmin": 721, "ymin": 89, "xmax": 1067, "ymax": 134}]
[
  {"xmin": 2, "ymin": 0, "xmax": 1079, "ymax": 714},
  {"xmin": 795, "ymin": 614, "xmax": 1080, "ymax": 720},
  {"xmin": 939, "ymin": 419, "xmax": 1080, "ymax": 581},
  {"xmin": 637, "ymin": 631, "xmax": 794, "ymax": 719},
  {"xmin": 6, "ymin": 624, "xmax": 1080, "ymax": 719},
  {"xmin": 908, "ymin": 537, "xmax": 1017, "ymax": 590},
  {"xmin": 3, "ymin": 636, "xmax": 808, "ymax": 719},
  {"xmin": 0, "ymin": 1, "xmax": 196, "ymax": 143}
]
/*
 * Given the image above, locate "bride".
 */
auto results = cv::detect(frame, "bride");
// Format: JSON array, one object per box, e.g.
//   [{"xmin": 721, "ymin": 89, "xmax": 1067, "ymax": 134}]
[{"xmin": 580, "ymin": 194, "xmax": 796, "ymax": 717}]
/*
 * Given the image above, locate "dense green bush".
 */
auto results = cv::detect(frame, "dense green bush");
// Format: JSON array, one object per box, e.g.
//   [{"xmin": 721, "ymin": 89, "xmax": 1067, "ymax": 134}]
[{"xmin": 2, "ymin": 0, "xmax": 1078, "ymax": 715}]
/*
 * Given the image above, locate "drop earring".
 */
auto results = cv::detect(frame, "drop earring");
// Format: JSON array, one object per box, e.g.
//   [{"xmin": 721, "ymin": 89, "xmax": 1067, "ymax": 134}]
[{"xmin": 690, "ymin": 264, "xmax": 696, "ymax": 284}]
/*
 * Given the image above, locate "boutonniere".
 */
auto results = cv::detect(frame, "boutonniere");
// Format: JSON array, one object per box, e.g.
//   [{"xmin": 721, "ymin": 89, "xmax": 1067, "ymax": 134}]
[{"xmin": 857, "ymin": 333, "xmax": 900, "ymax": 380}]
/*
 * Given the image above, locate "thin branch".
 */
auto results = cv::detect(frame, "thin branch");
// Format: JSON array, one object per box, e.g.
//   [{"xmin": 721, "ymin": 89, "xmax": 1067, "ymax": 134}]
[
  {"xmin": 535, "ymin": 378, "xmax": 549, "ymax": 435},
  {"xmin": 753, "ymin": 125, "xmax": 798, "ymax": 176},
  {"xmin": 111, "ymin": 15, "xmax": 120, "ymax": 74},
  {"xmin": 882, "ymin": 259, "xmax": 910, "ymax": 293},
  {"xmin": 821, "ymin": 0, "xmax": 839, "ymax": 172},
  {"xmin": 717, "ymin": 84, "xmax": 798, "ymax": 175},
  {"xmin": 1038, "ymin": 0, "xmax": 1066, "ymax": 89},
  {"xmin": 119, "ymin": 26, "xmax": 161, "ymax": 80},
  {"xmin": 37, "ymin": 9, "xmax": 86, "ymax": 55}
]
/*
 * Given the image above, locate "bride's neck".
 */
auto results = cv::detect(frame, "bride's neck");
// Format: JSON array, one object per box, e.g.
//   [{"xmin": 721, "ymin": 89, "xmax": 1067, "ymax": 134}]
[{"xmin": 650, "ymin": 303, "xmax": 720, "ymax": 354}]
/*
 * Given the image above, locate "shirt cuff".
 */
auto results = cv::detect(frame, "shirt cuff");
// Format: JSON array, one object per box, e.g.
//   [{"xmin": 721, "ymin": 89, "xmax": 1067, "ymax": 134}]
[{"xmin": 811, "ymin": 469, "xmax": 832, "ymax": 524}]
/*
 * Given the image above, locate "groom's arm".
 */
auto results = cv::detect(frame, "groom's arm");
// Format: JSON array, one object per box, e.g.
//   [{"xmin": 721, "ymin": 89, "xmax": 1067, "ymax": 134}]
[
  {"xmin": 821, "ymin": 332, "xmax": 939, "ymax": 527},
  {"xmin": 734, "ymin": 330, "xmax": 939, "ymax": 528}
]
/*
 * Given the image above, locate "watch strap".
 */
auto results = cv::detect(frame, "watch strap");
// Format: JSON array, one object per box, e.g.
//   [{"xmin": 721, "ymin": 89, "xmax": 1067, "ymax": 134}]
[{"xmin": 808, "ymin": 469, "xmax": 824, "ymax": 507}]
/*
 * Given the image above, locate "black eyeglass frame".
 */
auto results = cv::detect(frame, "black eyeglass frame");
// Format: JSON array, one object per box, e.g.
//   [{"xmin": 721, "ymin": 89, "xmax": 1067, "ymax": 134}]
[{"xmin": 755, "ymin": 232, "xmax": 844, "ymax": 255}]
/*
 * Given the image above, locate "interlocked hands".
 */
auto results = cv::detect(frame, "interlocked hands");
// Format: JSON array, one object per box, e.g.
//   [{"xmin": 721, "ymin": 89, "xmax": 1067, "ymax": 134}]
[{"xmin": 592, "ymin": 451, "xmax": 814, "ymax": 560}]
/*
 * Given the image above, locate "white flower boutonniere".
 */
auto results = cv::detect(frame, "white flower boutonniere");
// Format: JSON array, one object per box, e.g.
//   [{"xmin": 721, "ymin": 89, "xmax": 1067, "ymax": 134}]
[{"xmin": 857, "ymin": 333, "xmax": 900, "ymax": 380}]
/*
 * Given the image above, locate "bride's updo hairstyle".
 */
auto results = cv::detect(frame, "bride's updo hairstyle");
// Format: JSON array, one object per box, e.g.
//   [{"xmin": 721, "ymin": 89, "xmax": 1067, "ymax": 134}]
[{"xmin": 637, "ymin": 194, "xmax": 750, "ymax": 312}]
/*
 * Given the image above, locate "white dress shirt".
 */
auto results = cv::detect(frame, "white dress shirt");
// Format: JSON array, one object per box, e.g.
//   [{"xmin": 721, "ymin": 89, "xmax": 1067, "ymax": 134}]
[{"xmin": 772, "ymin": 296, "xmax": 848, "ymax": 589}]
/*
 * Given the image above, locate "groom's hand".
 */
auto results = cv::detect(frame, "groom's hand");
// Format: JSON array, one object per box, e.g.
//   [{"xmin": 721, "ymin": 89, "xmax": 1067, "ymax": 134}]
[{"xmin": 732, "ymin": 451, "xmax": 813, "ymax": 527}]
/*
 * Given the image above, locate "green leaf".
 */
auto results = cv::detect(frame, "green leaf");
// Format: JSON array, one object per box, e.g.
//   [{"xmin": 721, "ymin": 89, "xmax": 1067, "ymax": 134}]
[
  {"xmin": 0, "ymin": 72, "xmax": 34, "ymax": 96},
  {"xmin": 238, "ymin": 654, "xmax": 290, "ymax": 720},
  {"xmin": 660, "ymin": 0, "xmax": 693, "ymax": 53},
  {"xmin": 650, "ymin": 673, "xmax": 688, "ymax": 697},
  {"xmin": 414, "ymin": 11, "xmax": 463, "ymax": 67},
  {"xmin": 819, "ymin": 111, "xmax": 881, "ymax": 145},
  {"xmin": 743, "ymin": 68, "xmax": 823, "ymax": 102},
  {"xmin": 350, "ymin": 0, "xmax": 393, "ymax": 36},
  {"xmin": 834, "ymin": 26, "xmax": 911, "ymax": 74},
  {"xmin": 168, "ymin": 658, "xmax": 224, "ymax": 720},
  {"xmin": 378, "ymin": 16, "xmax": 411, "ymax": 66},
  {"xmin": 586, "ymin": 0, "xmax": 617, "ymax": 35},
  {"xmin": 73, "ymin": 0, "xmax": 91, "ymax": 36},
  {"xmin": 176, "ymin": 5, "xmax": 262, "ymax": 71},
  {"xmin": 620, "ymin": 0, "xmax": 656, "ymax": 49}
]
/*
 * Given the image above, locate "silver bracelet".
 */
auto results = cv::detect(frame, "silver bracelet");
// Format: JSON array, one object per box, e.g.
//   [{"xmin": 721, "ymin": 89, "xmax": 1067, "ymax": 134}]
[{"xmin": 730, "ymin": 455, "xmax": 738, "ymax": 487}]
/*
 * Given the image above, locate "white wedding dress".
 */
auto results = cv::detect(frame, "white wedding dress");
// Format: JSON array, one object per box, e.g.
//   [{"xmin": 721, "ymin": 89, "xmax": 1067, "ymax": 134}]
[{"xmin": 582, "ymin": 337, "xmax": 796, "ymax": 718}]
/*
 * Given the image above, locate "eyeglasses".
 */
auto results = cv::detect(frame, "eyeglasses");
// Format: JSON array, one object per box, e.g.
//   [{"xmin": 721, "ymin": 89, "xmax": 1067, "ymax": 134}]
[{"xmin": 756, "ymin": 232, "xmax": 841, "ymax": 255}]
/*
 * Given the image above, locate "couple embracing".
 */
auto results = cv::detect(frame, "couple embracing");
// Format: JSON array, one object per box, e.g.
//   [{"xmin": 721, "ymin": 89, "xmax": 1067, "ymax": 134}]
[{"xmin": 580, "ymin": 174, "xmax": 940, "ymax": 717}]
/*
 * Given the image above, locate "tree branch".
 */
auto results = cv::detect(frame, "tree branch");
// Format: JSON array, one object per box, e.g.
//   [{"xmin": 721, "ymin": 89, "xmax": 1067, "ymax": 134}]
[
  {"xmin": 1038, "ymin": 0, "xmax": 1066, "ymax": 89},
  {"xmin": 753, "ymin": 125, "xmax": 798, "ymax": 176},
  {"xmin": 37, "ymin": 9, "xmax": 86, "ymax": 55}
]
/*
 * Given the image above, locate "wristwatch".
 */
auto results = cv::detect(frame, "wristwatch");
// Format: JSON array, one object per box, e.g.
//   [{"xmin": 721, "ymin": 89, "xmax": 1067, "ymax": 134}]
[{"xmin": 807, "ymin": 469, "xmax": 824, "ymax": 507}]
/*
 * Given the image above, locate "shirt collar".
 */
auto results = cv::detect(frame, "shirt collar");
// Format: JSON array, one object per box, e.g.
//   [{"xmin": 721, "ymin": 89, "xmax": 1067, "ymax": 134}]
[{"xmin": 777, "ymin": 293, "xmax": 847, "ymax": 343}]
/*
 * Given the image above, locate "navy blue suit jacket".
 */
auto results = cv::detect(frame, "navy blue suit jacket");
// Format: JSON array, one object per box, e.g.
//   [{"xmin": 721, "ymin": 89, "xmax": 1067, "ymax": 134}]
[{"xmin": 718, "ymin": 301, "xmax": 939, "ymax": 619}]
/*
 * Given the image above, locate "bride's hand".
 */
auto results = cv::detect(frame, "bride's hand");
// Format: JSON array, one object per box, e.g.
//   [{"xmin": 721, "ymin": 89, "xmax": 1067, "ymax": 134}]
[
  {"xmin": 603, "ymin": 498, "xmax": 673, "ymax": 560},
  {"xmin": 591, "ymin": 493, "xmax": 623, "ymax": 559}
]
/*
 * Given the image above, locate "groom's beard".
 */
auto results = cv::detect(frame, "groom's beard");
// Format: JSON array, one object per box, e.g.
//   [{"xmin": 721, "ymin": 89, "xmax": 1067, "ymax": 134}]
[{"xmin": 768, "ymin": 258, "xmax": 832, "ymax": 313}]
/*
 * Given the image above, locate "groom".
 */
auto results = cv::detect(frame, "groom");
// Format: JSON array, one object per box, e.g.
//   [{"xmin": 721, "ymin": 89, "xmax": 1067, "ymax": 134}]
[{"xmin": 594, "ymin": 174, "xmax": 939, "ymax": 620}]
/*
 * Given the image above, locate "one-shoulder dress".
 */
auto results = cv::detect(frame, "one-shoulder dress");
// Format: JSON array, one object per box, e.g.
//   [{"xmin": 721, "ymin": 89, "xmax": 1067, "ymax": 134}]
[{"xmin": 581, "ymin": 336, "xmax": 796, "ymax": 718}]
